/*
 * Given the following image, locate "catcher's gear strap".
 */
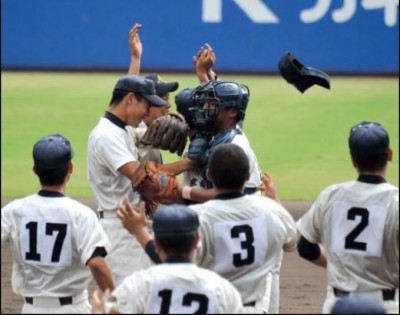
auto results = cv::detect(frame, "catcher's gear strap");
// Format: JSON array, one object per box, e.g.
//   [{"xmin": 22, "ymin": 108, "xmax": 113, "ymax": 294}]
[
  {"xmin": 278, "ymin": 51, "xmax": 331, "ymax": 93},
  {"xmin": 297, "ymin": 235, "xmax": 321, "ymax": 261}
]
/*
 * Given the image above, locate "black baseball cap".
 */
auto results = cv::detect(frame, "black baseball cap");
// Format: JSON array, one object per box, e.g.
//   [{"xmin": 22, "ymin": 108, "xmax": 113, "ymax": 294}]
[
  {"xmin": 146, "ymin": 73, "xmax": 179, "ymax": 97},
  {"xmin": 331, "ymin": 296, "xmax": 386, "ymax": 314},
  {"xmin": 153, "ymin": 205, "xmax": 199, "ymax": 236},
  {"xmin": 33, "ymin": 134, "xmax": 74, "ymax": 170},
  {"xmin": 113, "ymin": 75, "xmax": 166, "ymax": 107},
  {"xmin": 349, "ymin": 121, "xmax": 389, "ymax": 156}
]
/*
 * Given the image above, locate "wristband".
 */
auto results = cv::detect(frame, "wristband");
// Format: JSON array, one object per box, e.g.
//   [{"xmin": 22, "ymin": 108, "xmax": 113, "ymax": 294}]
[{"xmin": 182, "ymin": 186, "xmax": 193, "ymax": 200}]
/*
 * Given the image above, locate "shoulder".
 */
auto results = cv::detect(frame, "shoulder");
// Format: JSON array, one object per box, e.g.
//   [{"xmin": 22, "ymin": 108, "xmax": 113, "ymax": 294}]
[{"xmin": 63, "ymin": 197, "xmax": 97, "ymax": 219}]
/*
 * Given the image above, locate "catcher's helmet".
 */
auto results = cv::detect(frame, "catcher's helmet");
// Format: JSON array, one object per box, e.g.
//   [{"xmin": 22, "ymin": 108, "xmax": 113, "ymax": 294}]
[
  {"xmin": 175, "ymin": 88, "xmax": 196, "ymax": 129},
  {"xmin": 191, "ymin": 80, "xmax": 250, "ymax": 122}
]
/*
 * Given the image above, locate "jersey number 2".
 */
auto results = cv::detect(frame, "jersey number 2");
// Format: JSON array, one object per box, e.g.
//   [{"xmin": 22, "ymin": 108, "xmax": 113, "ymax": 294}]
[
  {"xmin": 344, "ymin": 207, "xmax": 369, "ymax": 251},
  {"xmin": 158, "ymin": 289, "xmax": 208, "ymax": 314},
  {"xmin": 25, "ymin": 222, "xmax": 67, "ymax": 262}
]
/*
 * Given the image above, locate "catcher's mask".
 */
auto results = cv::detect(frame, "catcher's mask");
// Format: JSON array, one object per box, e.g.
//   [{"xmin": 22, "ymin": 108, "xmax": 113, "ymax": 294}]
[{"xmin": 191, "ymin": 81, "xmax": 250, "ymax": 133}]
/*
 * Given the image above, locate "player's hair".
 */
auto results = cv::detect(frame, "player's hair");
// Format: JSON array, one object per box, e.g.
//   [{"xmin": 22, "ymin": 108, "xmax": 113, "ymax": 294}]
[
  {"xmin": 34, "ymin": 163, "xmax": 70, "ymax": 186},
  {"xmin": 155, "ymin": 231, "xmax": 196, "ymax": 257},
  {"xmin": 109, "ymin": 91, "xmax": 143, "ymax": 106},
  {"xmin": 208, "ymin": 143, "xmax": 249, "ymax": 190},
  {"xmin": 351, "ymin": 152, "xmax": 388, "ymax": 172}
]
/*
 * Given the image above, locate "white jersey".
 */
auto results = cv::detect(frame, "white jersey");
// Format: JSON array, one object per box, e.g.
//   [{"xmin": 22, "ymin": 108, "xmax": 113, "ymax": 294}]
[
  {"xmin": 87, "ymin": 115, "xmax": 153, "ymax": 287},
  {"xmin": 1, "ymin": 193, "xmax": 110, "ymax": 297},
  {"xmin": 111, "ymin": 262, "xmax": 243, "ymax": 314},
  {"xmin": 231, "ymin": 133, "xmax": 262, "ymax": 189},
  {"xmin": 87, "ymin": 117, "xmax": 140, "ymax": 211},
  {"xmin": 126, "ymin": 122, "xmax": 163, "ymax": 164},
  {"xmin": 190, "ymin": 194, "xmax": 298, "ymax": 305},
  {"xmin": 297, "ymin": 178, "xmax": 399, "ymax": 293}
]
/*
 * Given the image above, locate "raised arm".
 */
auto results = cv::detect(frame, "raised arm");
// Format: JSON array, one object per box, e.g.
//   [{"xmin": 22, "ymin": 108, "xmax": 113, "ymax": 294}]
[{"xmin": 127, "ymin": 23, "xmax": 143, "ymax": 75}]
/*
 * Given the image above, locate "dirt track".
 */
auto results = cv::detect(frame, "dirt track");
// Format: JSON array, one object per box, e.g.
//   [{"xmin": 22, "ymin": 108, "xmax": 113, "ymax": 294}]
[{"xmin": 1, "ymin": 199, "xmax": 327, "ymax": 314}]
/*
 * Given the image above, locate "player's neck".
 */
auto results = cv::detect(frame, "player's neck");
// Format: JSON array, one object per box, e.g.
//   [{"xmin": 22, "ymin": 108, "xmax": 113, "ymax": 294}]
[
  {"xmin": 40, "ymin": 184, "xmax": 66, "ymax": 195},
  {"xmin": 357, "ymin": 170, "xmax": 386, "ymax": 179},
  {"xmin": 214, "ymin": 187, "xmax": 244, "ymax": 195}
]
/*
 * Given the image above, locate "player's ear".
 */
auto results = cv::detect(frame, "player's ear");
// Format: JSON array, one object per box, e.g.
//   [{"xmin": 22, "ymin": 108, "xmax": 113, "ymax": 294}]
[
  {"xmin": 68, "ymin": 161, "xmax": 74, "ymax": 174},
  {"xmin": 245, "ymin": 172, "xmax": 250, "ymax": 181},
  {"xmin": 206, "ymin": 169, "xmax": 212, "ymax": 181},
  {"xmin": 193, "ymin": 231, "xmax": 200, "ymax": 250},
  {"xmin": 350, "ymin": 155, "xmax": 357, "ymax": 169},
  {"xmin": 387, "ymin": 148, "xmax": 393, "ymax": 162}
]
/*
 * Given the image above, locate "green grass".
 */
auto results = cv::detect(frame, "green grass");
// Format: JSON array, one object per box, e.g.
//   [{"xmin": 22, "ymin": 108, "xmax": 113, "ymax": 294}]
[{"xmin": 1, "ymin": 72, "xmax": 398, "ymax": 200}]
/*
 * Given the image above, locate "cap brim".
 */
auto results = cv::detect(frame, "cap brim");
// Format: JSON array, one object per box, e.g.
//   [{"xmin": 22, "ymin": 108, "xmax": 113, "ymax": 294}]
[
  {"xmin": 142, "ymin": 94, "xmax": 167, "ymax": 107},
  {"xmin": 156, "ymin": 82, "xmax": 179, "ymax": 96}
]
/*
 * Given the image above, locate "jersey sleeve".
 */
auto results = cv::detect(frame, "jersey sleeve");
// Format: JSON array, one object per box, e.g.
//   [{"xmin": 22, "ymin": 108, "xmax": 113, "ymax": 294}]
[
  {"xmin": 220, "ymin": 278, "xmax": 243, "ymax": 313},
  {"xmin": 112, "ymin": 272, "xmax": 148, "ymax": 313},
  {"xmin": 296, "ymin": 189, "xmax": 328, "ymax": 244},
  {"xmin": 96, "ymin": 131, "xmax": 138, "ymax": 175},
  {"xmin": 273, "ymin": 202, "xmax": 299, "ymax": 252},
  {"xmin": 1, "ymin": 203, "xmax": 12, "ymax": 245},
  {"xmin": 74, "ymin": 204, "xmax": 111, "ymax": 265}
]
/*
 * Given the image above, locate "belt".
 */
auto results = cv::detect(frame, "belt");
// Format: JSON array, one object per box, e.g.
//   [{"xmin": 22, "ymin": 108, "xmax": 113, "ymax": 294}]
[
  {"xmin": 25, "ymin": 296, "xmax": 72, "ymax": 306},
  {"xmin": 99, "ymin": 210, "xmax": 117, "ymax": 219},
  {"xmin": 244, "ymin": 300, "xmax": 256, "ymax": 307},
  {"xmin": 333, "ymin": 288, "xmax": 396, "ymax": 301}
]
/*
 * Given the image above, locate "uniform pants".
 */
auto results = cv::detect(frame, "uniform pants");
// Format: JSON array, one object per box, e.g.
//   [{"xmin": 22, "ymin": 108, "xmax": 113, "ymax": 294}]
[
  {"xmin": 100, "ymin": 214, "xmax": 153, "ymax": 287},
  {"xmin": 322, "ymin": 286, "xmax": 399, "ymax": 314},
  {"xmin": 21, "ymin": 291, "xmax": 90, "ymax": 314}
]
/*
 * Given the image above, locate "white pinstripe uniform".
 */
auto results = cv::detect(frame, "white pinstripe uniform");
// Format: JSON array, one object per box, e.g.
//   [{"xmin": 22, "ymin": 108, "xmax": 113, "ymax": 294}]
[
  {"xmin": 297, "ymin": 177, "xmax": 399, "ymax": 314},
  {"xmin": 1, "ymin": 193, "xmax": 110, "ymax": 314}
]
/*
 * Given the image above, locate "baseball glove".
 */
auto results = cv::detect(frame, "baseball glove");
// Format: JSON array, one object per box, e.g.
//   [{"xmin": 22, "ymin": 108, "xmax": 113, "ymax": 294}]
[
  {"xmin": 140, "ymin": 113, "xmax": 188, "ymax": 156},
  {"xmin": 132, "ymin": 162, "xmax": 184, "ymax": 209}
]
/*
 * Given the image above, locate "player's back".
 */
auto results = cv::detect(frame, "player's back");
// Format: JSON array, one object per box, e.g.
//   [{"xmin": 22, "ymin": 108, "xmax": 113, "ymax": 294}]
[
  {"xmin": 301, "ymin": 179, "xmax": 399, "ymax": 292},
  {"xmin": 190, "ymin": 194, "xmax": 297, "ymax": 304},
  {"xmin": 112, "ymin": 262, "xmax": 242, "ymax": 313},
  {"xmin": 1, "ymin": 193, "xmax": 107, "ymax": 297}
]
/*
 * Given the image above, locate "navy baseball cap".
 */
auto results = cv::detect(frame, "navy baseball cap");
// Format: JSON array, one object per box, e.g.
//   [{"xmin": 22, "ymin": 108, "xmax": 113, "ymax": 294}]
[
  {"xmin": 331, "ymin": 296, "xmax": 386, "ymax": 314},
  {"xmin": 33, "ymin": 134, "xmax": 74, "ymax": 170},
  {"xmin": 349, "ymin": 121, "xmax": 389, "ymax": 156},
  {"xmin": 113, "ymin": 75, "xmax": 166, "ymax": 107},
  {"xmin": 146, "ymin": 73, "xmax": 179, "ymax": 97},
  {"xmin": 153, "ymin": 205, "xmax": 199, "ymax": 236}
]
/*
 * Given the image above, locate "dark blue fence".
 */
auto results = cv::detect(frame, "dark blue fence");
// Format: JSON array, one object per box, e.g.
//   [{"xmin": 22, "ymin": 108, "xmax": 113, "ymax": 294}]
[{"xmin": 2, "ymin": 0, "xmax": 398, "ymax": 73}]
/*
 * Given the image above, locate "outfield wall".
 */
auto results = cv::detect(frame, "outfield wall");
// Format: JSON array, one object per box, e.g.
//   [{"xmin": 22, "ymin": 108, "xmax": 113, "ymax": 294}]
[{"xmin": 2, "ymin": 0, "xmax": 398, "ymax": 74}]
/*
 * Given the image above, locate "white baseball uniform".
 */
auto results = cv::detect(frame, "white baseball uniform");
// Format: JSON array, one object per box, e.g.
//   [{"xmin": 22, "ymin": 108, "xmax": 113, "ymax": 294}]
[
  {"xmin": 110, "ymin": 260, "xmax": 243, "ymax": 314},
  {"xmin": 297, "ymin": 176, "xmax": 399, "ymax": 314},
  {"xmin": 190, "ymin": 194, "xmax": 298, "ymax": 313},
  {"xmin": 1, "ymin": 191, "xmax": 110, "ymax": 314},
  {"xmin": 87, "ymin": 115, "xmax": 152, "ymax": 287}
]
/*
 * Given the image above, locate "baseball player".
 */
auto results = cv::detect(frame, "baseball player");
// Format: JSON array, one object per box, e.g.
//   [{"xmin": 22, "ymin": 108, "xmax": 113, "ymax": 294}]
[
  {"xmin": 179, "ymin": 80, "xmax": 263, "ymax": 202},
  {"xmin": 118, "ymin": 143, "xmax": 298, "ymax": 313},
  {"xmin": 1, "ymin": 134, "xmax": 114, "ymax": 314},
  {"xmin": 92, "ymin": 204, "xmax": 243, "ymax": 314},
  {"xmin": 296, "ymin": 121, "xmax": 399, "ymax": 314},
  {"xmin": 87, "ymin": 75, "xmax": 169, "ymax": 287}
]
